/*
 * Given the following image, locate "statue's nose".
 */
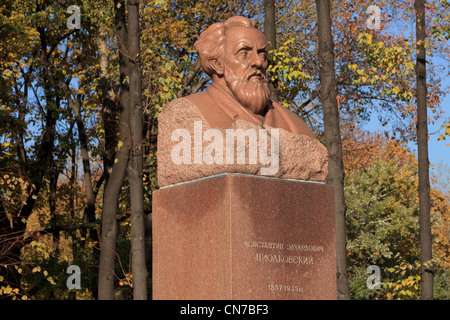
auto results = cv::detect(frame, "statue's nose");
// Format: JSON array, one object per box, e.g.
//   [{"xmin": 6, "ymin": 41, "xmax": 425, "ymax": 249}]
[{"xmin": 249, "ymin": 51, "xmax": 265, "ymax": 69}]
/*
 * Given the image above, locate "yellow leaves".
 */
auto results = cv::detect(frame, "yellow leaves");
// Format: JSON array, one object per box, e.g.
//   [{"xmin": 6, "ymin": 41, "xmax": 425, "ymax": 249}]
[
  {"xmin": 14, "ymin": 265, "xmax": 23, "ymax": 274},
  {"xmin": 153, "ymin": 0, "xmax": 169, "ymax": 10},
  {"xmin": 47, "ymin": 276, "xmax": 56, "ymax": 285},
  {"xmin": 348, "ymin": 64, "xmax": 357, "ymax": 71},
  {"xmin": 32, "ymin": 266, "xmax": 41, "ymax": 273},
  {"xmin": 393, "ymin": 86, "xmax": 400, "ymax": 95},
  {"xmin": 0, "ymin": 285, "xmax": 20, "ymax": 297},
  {"xmin": 401, "ymin": 277, "xmax": 416, "ymax": 286},
  {"xmin": 416, "ymin": 39, "xmax": 425, "ymax": 47},
  {"xmin": 400, "ymin": 289, "xmax": 414, "ymax": 296},
  {"xmin": 1, "ymin": 172, "xmax": 35, "ymax": 211},
  {"xmin": 118, "ymin": 273, "xmax": 133, "ymax": 287},
  {"xmin": 437, "ymin": 121, "xmax": 450, "ymax": 141},
  {"xmin": 384, "ymin": 263, "xmax": 422, "ymax": 299},
  {"xmin": 1, "ymin": 69, "xmax": 13, "ymax": 79},
  {"xmin": 2, "ymin": 286, "xmax": 14, "ymax": 295},
  {"xmin": 353, "ymin": 32, "xmax": 417, "ymax": 100}
]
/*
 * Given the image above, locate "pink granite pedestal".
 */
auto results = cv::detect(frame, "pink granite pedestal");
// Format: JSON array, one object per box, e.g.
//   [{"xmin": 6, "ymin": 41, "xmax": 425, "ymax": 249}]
[{"xmin": 152, "ymin": 173, "xmax": 336, "ymax": 300}]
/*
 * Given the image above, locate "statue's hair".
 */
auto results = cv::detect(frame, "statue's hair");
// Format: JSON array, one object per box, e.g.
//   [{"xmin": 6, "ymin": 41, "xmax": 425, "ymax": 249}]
[{"xmin": 194, "ymin": 16, "xmax": 257, "ymax": 77}]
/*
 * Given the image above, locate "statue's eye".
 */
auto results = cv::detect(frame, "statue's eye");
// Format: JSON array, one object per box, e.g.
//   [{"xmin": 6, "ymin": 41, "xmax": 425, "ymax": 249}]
[{"xmin": 237, "ymin": 50, "xmax": 248, "ymax": 59}]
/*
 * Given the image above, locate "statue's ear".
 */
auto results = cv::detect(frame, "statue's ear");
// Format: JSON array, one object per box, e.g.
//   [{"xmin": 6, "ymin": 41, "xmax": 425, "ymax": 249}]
[{"xmin": 210, "ymin": 58, "xmax": 224, "ymax": 76}]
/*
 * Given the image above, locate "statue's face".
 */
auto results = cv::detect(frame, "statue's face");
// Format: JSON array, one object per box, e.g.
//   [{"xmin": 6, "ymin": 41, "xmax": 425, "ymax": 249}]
[{"xmin": 222, "ymin": 26, "xmax": 271, "ymax": 115}]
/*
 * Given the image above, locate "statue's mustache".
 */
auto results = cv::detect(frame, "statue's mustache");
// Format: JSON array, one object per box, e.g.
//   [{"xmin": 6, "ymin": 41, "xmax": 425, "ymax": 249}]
[{"xmin": 246, "ymin": 70, "xmax": 268, "ymax": 83}]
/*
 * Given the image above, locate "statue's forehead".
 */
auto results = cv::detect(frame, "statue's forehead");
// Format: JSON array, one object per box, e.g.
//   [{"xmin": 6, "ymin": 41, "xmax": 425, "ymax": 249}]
[{"xmin": 225, "ymin": 26, "xmax": 266, "ymax": 49}]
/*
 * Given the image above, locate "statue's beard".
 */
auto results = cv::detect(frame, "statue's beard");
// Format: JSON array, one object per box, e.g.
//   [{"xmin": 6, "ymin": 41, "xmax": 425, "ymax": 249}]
[{"xmin": 225, "ymin": 70, "xmax": 271, "ymax": 115}]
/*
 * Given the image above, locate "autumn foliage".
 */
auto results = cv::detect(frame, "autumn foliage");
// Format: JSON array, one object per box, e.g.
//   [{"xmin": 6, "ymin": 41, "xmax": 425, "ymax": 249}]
[{"xmin": 0, "ymin": 0, "xmax": 449, "ymax": 300}]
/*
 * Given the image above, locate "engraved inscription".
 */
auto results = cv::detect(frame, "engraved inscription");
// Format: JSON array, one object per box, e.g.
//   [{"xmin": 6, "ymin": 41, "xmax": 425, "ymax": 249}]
[
  {"xmin": 268, "ymin": 284, "xmax": 303, "ymax": 293},
  {"xmin": 244, "ymin": 241, "xmax": 284, "ymax": 250},
  {"xmin": 256, "ymin": 253, "xmax": 313, "ymax": 265},
  {"xmin": 244, "ymin": 240, "xmax": 324, "ymax": 266},
  {"xmin": 286, "ymin": 244, "xmax": 324, "ymax": 252},
  {"xmin": 243, "ymin": 240, "xmax": 326, "ymax": 293}
]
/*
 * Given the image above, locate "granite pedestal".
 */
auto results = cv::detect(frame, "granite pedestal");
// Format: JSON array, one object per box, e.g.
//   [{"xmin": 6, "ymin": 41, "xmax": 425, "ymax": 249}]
[{"xmin": 152, "ymin": 173, "xmax": 336, "ymax": 300}]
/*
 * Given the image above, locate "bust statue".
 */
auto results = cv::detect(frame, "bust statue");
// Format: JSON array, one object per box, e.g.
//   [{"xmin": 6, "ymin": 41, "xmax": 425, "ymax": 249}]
[{"xmin": 157, "ymin": 16, "xmax": 328, "ymax": 187}]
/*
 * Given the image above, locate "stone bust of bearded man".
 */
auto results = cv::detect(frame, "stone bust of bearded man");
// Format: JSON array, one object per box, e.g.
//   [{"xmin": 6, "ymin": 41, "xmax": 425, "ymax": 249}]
[{"xmin": 157, "ymin": 16, "xmax": 328, "ymax": 187}]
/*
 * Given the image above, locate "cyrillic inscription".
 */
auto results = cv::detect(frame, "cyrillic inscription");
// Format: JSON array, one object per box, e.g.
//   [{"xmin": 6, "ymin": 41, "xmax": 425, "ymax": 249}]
[
  {"xmin": 243, "ymin": 239, "xmax": 325, "ymax": 294},
  {"xmin": 244, "ymin": 240, "xmax": 324, "ymax": 265},
  {"xmin": 244, "ymin": 241, "xmax": 284, "ymax": 250},
  {"xmin": 286, "ymin": 243, "xmax": 324, "ymax": 252},
  {"xmin": 256, "ymin": 253, "xmax": 313, "ymax": 265}
]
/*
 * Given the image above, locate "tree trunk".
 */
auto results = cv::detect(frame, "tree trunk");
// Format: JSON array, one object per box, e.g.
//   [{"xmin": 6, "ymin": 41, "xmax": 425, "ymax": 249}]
[
  {"xmin": 127, "ymin": 0, "xmax": 148, "ymax": 300},
  {"xmin": 264, "ymin": 0, "xmax": 279, "ymax": 102},
  {"xmin": 68, "ymin": 94, "xmax": 97, "ymax": 241},
  {"xmin": 98, "ymin": 0, "xmax": 130, "ymax": 300},
  {"xmin": 177, "ymin": 57, "xmax": 202, "ymax": 98},
  {"xmin": 97, "ymin": 35, "xmax": 117, "ymax": 184},
  {"xmin": 49, "ymin": 165, "xmax": 60, "ymax": 252},
  {"xmin": 315, "ymin": 0, "xmax": 350, "ymax": 300},
  {"xmin": 415, "ymin": 0, "xmax": 433, "ymax": 300},
  {"xmin": 70, "ymin": 94, "xmax": 100, "ymax": 297}
]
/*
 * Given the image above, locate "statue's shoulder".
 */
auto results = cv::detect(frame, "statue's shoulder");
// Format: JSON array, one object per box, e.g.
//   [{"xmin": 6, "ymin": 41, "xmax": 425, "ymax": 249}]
[
  {"xmin": 161, "ymin": 91, "xmax": 211, "ymax": 115},
  {"xmin": 270, "ymin": 100, "xmax": 297, "ymax": 117},
  {"xmin": 160, "ymin": 93, "xmax": 201, "ymax": 119},
  {"xmin": 159, "ymin": 92, "xmax": 214, "ymax": 130},
  {"xmin": 270, "ymin": 100, "xmax": 316, "ymax": 139},
  {"xmin": 162, "ymin": 90, "xmax": 233, "ymax": 129},
  {"xmin": 184, "ymin": 90, "xmax": 212, "ymax": 106}
]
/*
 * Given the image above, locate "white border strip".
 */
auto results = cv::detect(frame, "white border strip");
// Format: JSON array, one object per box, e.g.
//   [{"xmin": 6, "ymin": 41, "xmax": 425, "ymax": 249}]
[{"xmin": 158, "ymin": 172, "xmax": 326, "ymax": 190}]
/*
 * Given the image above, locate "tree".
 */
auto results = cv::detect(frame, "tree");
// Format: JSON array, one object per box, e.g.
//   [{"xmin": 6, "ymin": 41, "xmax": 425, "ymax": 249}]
[
  {"xmin": 1, "ymin": 0, "xmax": 448, "ymax": 301},
  {"xmin": 342, "ymin": 129, "xmax": 449, "ymax": 300},
  {"xmin": 314, "ymin": 0, "xmax": 350, "ymax": 299},
  {"xmin": 0, "ymin": 0, "xmax": 101, "ymax": 296},
  {"xmin": 98, "ymin": 0, "xmax": 130, "ymax": 300},
  {"xmin": 264, "ymin": 0, "xmax": 279, "ymax": 102},
  {"xmin": 126, "ymin": 0, "xmax": 148, "ymax": 300},
  {"xmin": 415, "ymin": 0, "xmax": 433, "ymax": 300}
]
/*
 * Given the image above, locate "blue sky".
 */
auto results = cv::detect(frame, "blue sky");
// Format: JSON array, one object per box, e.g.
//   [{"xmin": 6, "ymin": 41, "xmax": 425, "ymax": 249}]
[{"xmin": 361, "ymin": 1, "xmax": 450, "ymax": 182}]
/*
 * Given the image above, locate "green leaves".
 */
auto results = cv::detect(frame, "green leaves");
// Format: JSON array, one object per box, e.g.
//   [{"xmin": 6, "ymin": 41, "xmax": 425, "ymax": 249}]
[{"xmin": 345, "ymin": 139, "xmax": 450, "ymax": 299}]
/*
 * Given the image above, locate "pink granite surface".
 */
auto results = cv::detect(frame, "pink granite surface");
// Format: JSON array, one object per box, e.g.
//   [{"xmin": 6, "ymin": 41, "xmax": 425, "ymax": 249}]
[
  {"xmin": 153, "ymin": 173, "xmax": 336, "ymax": 300},
  {"xmin": 157, "ymin": 99, "xmax": 328, "ymax": 187}
]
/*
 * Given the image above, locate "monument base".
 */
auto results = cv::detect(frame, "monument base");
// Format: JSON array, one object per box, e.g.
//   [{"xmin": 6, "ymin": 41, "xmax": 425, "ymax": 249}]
[{"xmin": 152, "ymin": 173, "xmax": 336, "ymax": 300}]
